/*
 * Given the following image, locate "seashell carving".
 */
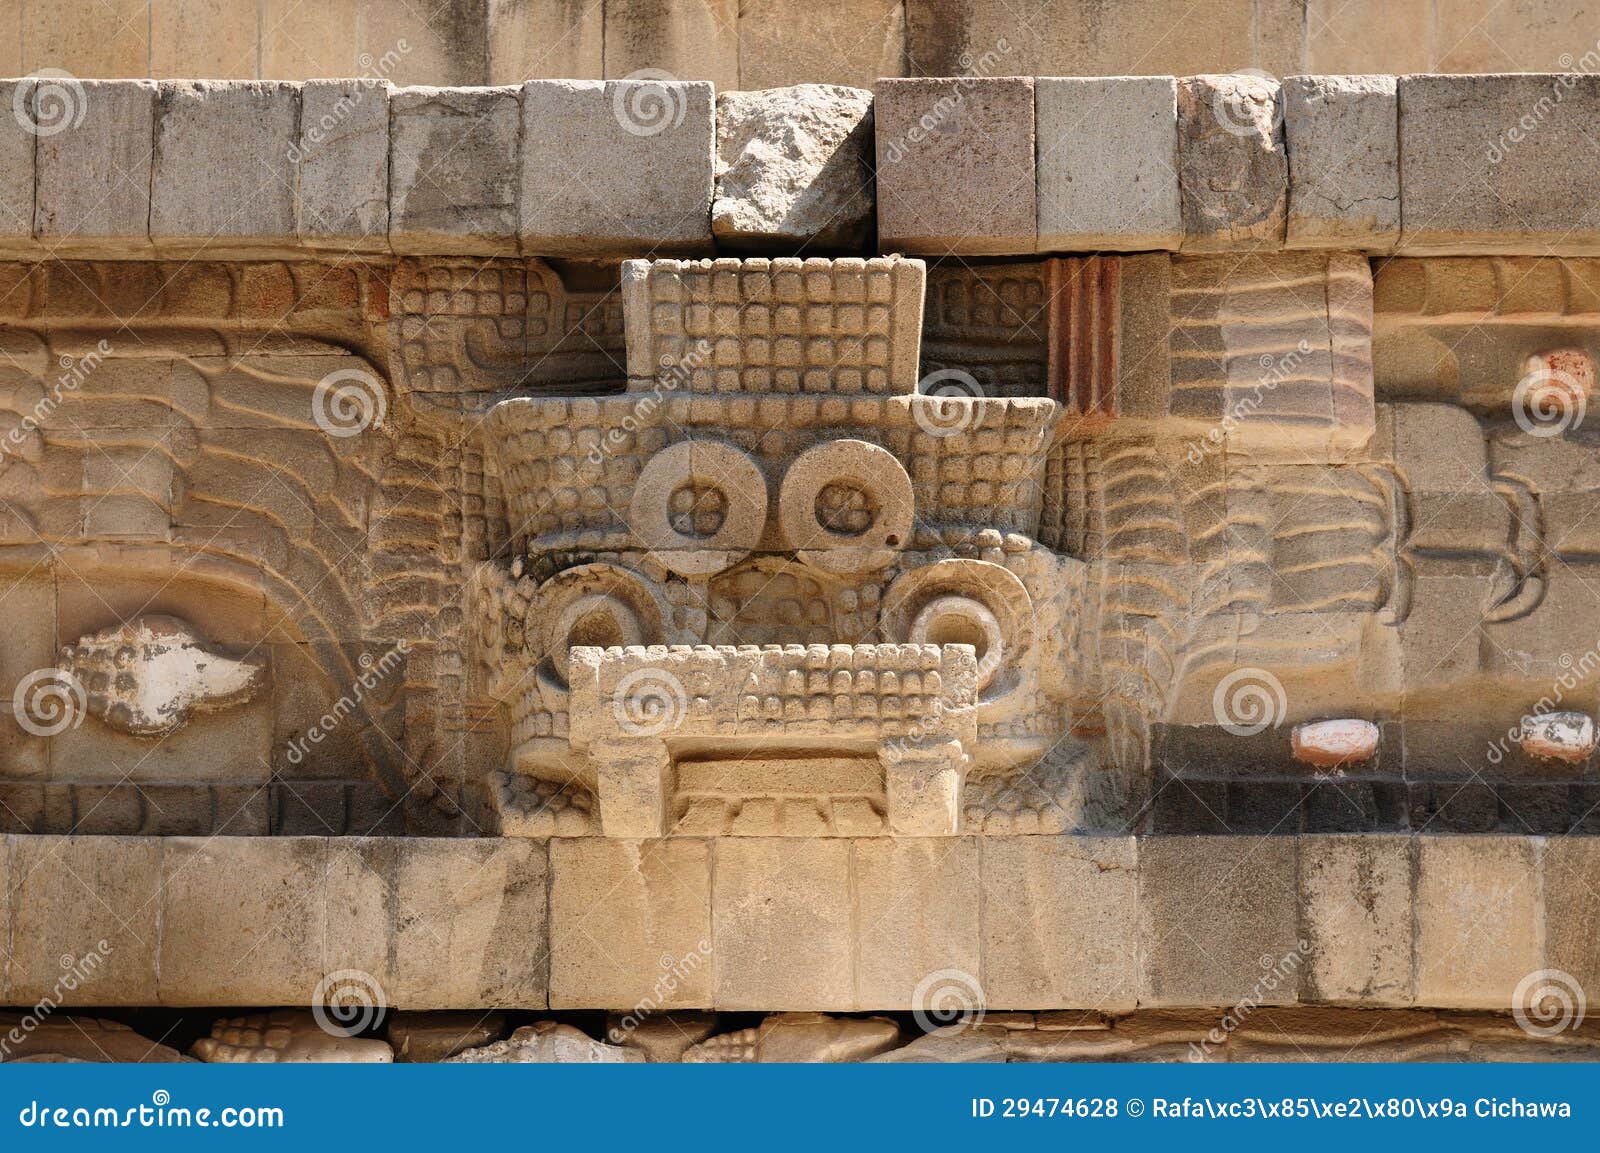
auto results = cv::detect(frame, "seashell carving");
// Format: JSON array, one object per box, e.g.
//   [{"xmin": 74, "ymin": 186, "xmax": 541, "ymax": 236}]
[{"xmin": 57, "ymin": 614, "xmax": 270, "ymax": 737}]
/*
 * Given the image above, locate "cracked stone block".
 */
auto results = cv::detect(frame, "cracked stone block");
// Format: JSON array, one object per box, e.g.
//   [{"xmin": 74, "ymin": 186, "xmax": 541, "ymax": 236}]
[
  {"xmin": 520, "ymin": 78, "xmax": 716, "ymax": 257},
  {"xmin": 1283, "ymin": 74, "xmax": 1398, "ymax": 251},
  {"xmin": 150, "ymin": 81, "xmax": 299, "ymax": 252},
  {"xmin": 35, "ymin": 79, "xmax": 156, "ymax": 252},
  {"xmin": 874, "ymin": 76, "xmax": 1035, "ymax": 255},
  {"xmin": 713, "ymin": 84, "xmax": 874, "ymax": 252},
  {"xmin": 1177, "ymin": 74, "xmax": 1287, "ymax": 251},
  {"xmin": 1036, "ymin": 76, "xmax": 1181, "ymax": 252},
  {"xmin": 390, "ymin": 85, "xmax": 521, "ymax": 255}
]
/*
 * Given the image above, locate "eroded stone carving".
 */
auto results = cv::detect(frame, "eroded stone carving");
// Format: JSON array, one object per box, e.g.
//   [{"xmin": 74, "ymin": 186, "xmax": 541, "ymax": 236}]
[{"xmin": 192, "ymin": 1012, "xmax": 393, "ymax": 1063}]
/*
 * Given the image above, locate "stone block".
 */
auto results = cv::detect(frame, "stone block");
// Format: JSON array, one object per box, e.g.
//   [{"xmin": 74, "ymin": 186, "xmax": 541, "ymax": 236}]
[
  {"xmin": 150, "ymin": 0, "xmax": 256, "ymax": 79},
  {"xmin": 738, "ymin": 0, "xmax": 905, "ymax": 90},
  {"xmin": 1399, "ymin": 75, "xmax": 1600, "ymax": 255},
  {"xmin": 549, "ymin": 838, "xmax": 713, "ymax": 1009},
  {"xmin": 1177, "ymin": 74, "xmax": 1287, "ymax": 251},
  {"xmin": 6, "ymin": 836, "xmax": 159, "ymax": 1005},
  {"xmin": 487, "ymin": 0, "xmax": 603, "ymax": 82},
  {"xmin": 389, "ymin": 838, "xmax": 548, "ymax": 1009},
  {"xmin": 149, "ymin": 81, "xmax": 299, "ymax": 252},
  {"xmin": 1282, "ymin": 75, "xmax": 1398, "ymax": 251},
  {"xmin": 1139, "ymin": 836, "xmax": 1302, "ymax": 1006},
  {"xmin": 712, "ymin": 838, "xmax": 852, "ymax": 1010},
  {"xmin": 1543, "ymin": 837, "xmax": 1600, "ymax": 999},
  {"xmin": 22, "ymin": 0, "xmax": 149, "ymax": 77},
  {"xmin": 854, "ymin": 838, "xmax": 980, "ymax": 1008},
  {"xmin": 0, "ymin": 79, "xmax": 35, "ymax": 250},
  {"xmin": 604, "ymin": 0, "xmax": 738, "ymax": 92},
  {"xmin": 981, "ymin": 836, "xmax": 1139, "ymax": 1009},
  {"xmin": 1036, "ymin": 76, "xmax": 1181, "ymax": 253},
  {"xmin": 713, "ymin": 84, "xmax": 874, "ymax": 252},
  {"xmin": 1306, "ymin": 0, "xmax": 1429, "ymax": 73},
  {"xmin": 1298, "ymin": 835, "xmax": 1413, "ymax": 1004},
  {"xmin": 874, "ymin": 77, "xmax": 1035, "ymax": 256},
  {"xmin": 296, "ymin": 79, "xmax": 390, "ymax": 250},
  {"xmin": 390, "ymin": 86, "xmax": 521, "ymax": 255},
  {"xmin": 520, "ymin": 79, "xmax": 715, "ymax": 257},
  {"xmin": 259, "ymin": 0, "xmax": 364, "ymax": 79},
  {"xmin": 158, "ymin": 837, "xmax": 326, "ymax": 1006},
  {"xmin": 34, "ymin": 80, "xmax": 155, "ymax": 252},
  {"xmin": 1415, "ymin": 836, "xmax": 1541, "ymax": 1008}
]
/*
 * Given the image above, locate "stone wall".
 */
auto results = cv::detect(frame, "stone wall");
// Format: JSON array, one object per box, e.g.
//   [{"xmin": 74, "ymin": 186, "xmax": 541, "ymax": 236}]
[{"xmin": 6, "ymin": 0, "xmax": 1598, "ymax": 88}]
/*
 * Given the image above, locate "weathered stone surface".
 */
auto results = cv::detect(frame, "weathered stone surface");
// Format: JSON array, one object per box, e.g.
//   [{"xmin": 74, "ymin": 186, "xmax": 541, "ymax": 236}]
[
  {"xmin": 389, "ymin": 85, "xmax": 521, "ymax": 255},
  {"xmin": 296, "ymin": 78, "xmax": 389, "ymax": 249},
  {"xmin": 521, "ymin": 78, "xmax": 715, "ymax": 256},
  {"xmin": 1036, "ymin": 76, "xmax": 1181, "ymax": 253},
  {"xmin": 712, "ymin": 839, "xmax": 853, "ymax": 1010},
  {"xmin": 874, "ymin": 77, "xmax": 1036, "ymax": 255},
  {"xmin": 683, "ymin": 1012, "xmax": 900, "ymax": 1062},
  {"xmin": 35, "ymin": 80, "xmax": 155, "ymax": 251},
  {"xmin": 1282, "ymin": 74, "xmax": 1398, "ymax": 250},
  {"xmin": 386, "ymin": 1012, "xmax": 507, "ymax": 1062},
  {"xmin": 1543, "ymin": 837, "xmax": 1600, "ymax": 1000},
  {"xmin": 0, "ymin": 1015, "xmax": 184, "ymax": 1063},
  {"xmin": 604, "ymin": 0, "xmax": 738, "ymax": 92},
  {"xmin": 1140, "ymin": 836, "xmax": 1302, "ymax": 1006},
  {"xmin": 713, "ymin": 84, "xmax": 874, "ymax": 252},
  {"xmin": 854, "ymin": 838, "xmax": 980, "ymax": 1008},
  {"xmin": 1415, "ymin": 837, "xmax": 1541, "ymax": 1008},
  {"xmin": 447, "ymin": 1021, "xmax": 642, "ymax": 1063},
  {"xmin": 1177, "ymin": 74, "xmax": 1287, "ymax": 251},
  {"xmin": 1399, "ymin": 74, "xmax": 1600, "ymax": 255},
  {"xmin": 0, "ymin": 79, "xmax": 36, "ymax": 246},
  {"xmin": 739, "ymin": 0, "xmax": 905, "ymax": 90},
  {"xmin": 608, "ymin": 1011, "xmax": 718, "ymax": 1062},
  {"xmin": 982, "ymin": 836, "xmax": 1139, "ymax": 1010},
  {"xmin": 1298, "ymin": 835, "xmax": 1413, "ymax": 1004},
  {"xmin": 549, "ymin": 838, "xmax": 712, "ymax": 1009},
  {"xmin": 150, "ymin": 81, "xmax": 299, "ymax": 250},
  {"xmin": 868, "ymin": 1024, "xmax": 1010, "ymax": 1062}
]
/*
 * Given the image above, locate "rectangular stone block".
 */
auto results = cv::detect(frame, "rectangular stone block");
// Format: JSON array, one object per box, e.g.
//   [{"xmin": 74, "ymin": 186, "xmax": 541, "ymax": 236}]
[
  {"xmin": 1139, "ymin": 836, "xmax": 1302, "ymax": 1006},
  {"xmin": 6, "ymin": 836, "xmax": 160, "ymax": 1005},
  {"xmin": 34, "ymin": 80, "xmax": 155, "ymax": 252},
  {"xmin": 389, "ymin": 838, "xmax": 548, "ymax": 1009},
  {"xmin": 739, "ymin": 0, "xmax": 905, "ymax": 90},
  {"xmin": 0, "ymin": 80, "xmax": 35, "ymax": 250},
  {"xmin": 296, "ymin": 78, "xmax": 390, "ymax": 251},
  {"xmin": 712, "ymin": 838, "xmax": 852, "ymax": 1010},
  {"xmin": 150, "ymin": 81, "xmax": 299, "ymax": 252},
  {"xmin": 981, "ymin": 836, "xmax": 1138, "ymax": 1010},
  {"xmin": 23, "ymin": 0, "xmax": 149, "ymax": 78},
  {"xmin": 604, "ymin": 0, "xmax": 738, "ymax": 92},
  {"xmin": 1399, "ymin": 75, "xmax": 1600, "ymax": 255},
  {"xmin": 520, "ymin": 79, "xmax": 715, "ymax": 257},
  {"xmin": 1177, "ymin": 74, "xmax": 1287, "ymax": 251},
  {"xmin": 1298, "ymin": 835, "xmax": 1413, "ymax": 1004},
  {"xmin": 1036, "ymin": 77, "xmax": 1180, "ymax": 253},
  {"xmin": 322, "ymin": 838, "xmax": 398, "ymax": 992},
  {"xmin": 855, "ymin": 838, "xmax": 980, "ymax": 1008},
  {"xmin": 875, "ymin": 77, "xmax": 1036, "ymax": 256},
  {"xmin": 390, "ymin": 86, "xmax": 521, "ymax": 255},
  {"xmin": 487, "ymin": 0, "xmax": 604, "ymax": 81},
  {"xmin": 158, "ymin": 837, "xmax": 327, "ymax": 1006},
  {"xmin": 1415, "ymin": 836, "xmax": 1541, "ymax": 1008},
  {"xmin": 1283, "ymin": 75, "xmax": 1398, "ymax": 252},
  {"xmin": 1543, "ymin": 837, "xmax": 1600, "ymax": 1000},
  {"xmin": 151, "ymin": 0, "xmax": 256, "ymax": 79},
  {"xmin": 550, "ymin": 838, "xmax": 712, "ymax": 1010}
]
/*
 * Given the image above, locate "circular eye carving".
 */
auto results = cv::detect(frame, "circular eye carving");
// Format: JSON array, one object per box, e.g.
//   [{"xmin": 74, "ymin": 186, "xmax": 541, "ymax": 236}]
[
  {"xmin": 629, "ymin": 440, "xmax": 767, "ymax": 576},
  {"xmin": 778, "ymin": 439, "xmax": 913, "ymax": 573},
  {"xmin": 530, "ymin": 564, "xmax": 667, "ymax": 710},
  {"xmin": 882, "ymin": 559, "xmax": 1034, "ymax": 709},
  {"xmin": 907, "ymin": 595, "xmax": 1006, "ymax": 691}
]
